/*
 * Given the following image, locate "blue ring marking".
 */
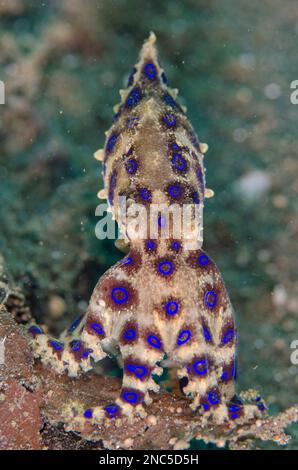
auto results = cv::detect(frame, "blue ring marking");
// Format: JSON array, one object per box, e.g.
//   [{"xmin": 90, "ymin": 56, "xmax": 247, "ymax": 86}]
[
  {"xmin": 165, "ymin": 300, "xmax": 179, "ymax": 316},
  {"xmin": 208, "ymin": 391, "xmax": 220, "ymax": 405},
  {"xmin": 163, "ymin": 93, "xmax": 177, "ymax": 108},
  {"xmin": 127, "ymin": 364, "xmax": 148, "ymax": 378},
  {"xmin": 222, "ymin": 329, "xmax": 234, "ymax": 344},
  {"xmin": 111, "ymin": 287, "xmax": 129, "ymax": 304},
  {"xmin": 161, "ymin": 72, "xmax": 168, "ymax": 84},
  {"xmin": 126, "ymin": 87, "xmax": 142, "ymax": 108},
  {"xmin": 192, "ymin": 191, "xmax": 200, "ymax": 204},
  {"xmin": 172, "ymin": 153, "xmax": 187, "ymax": 172},
  {"xmin": 198, "ymin": 254, "xmax": 209, "ymax": 266},
  {"xmin": 171, "ymin": 241, "xmax": 181, "ymax": 251},
  {"xmin": 146, "ymin": 240, "xmax": 155, "ymax": 250},
  {"xmin": 123, "ymin": 391, "xmax": 138, "ymax": 404},
  {"xmin": 202, "ymin": 325, "xmax": 212, "ymax": 342},
  {"xmin": 50, "ymin": 340, "xmax": 63, "ymax": 351},
  {"xmin": 204, "ymin": 290, "xmax": 217, "ymax": 308},
  {"xmin": 163, "ymin": 113, "xmax": 176, "ymax": 127},
  {"xmin": 67, "ymin": 315, "xmax": 82, "ymax": 333},
  {"xmin": 177, "ymin": 330, "xmax": 191, "ymax": 346},
  {"xmin": 106, "ymin": 133, "xmax": 118, "ymax": 153},
  {"xmin": 158, "ymin": 260, "xmax": 174, "ymax": 276},
  {"xmin": 29, "ymin": 325, "xmax": 43, "ymax": 335},
  {"xmin": 91, "ymin": 323, "xmax": 104, "ymax": 336},
  {"xmin": 139, "ymin": 187, "xmax": 151, "ymax": 201},
  {"xmin": 147, "ymin": 335, "xmax": 161, "ymax": 349},
  {"xmin": 144, "ymin": 62, "xmax": 157, "ymax": 79},
  {"xmin": 125, "ymin": 158, "xmax": 138, "ymax": 175},
  {"xmin": 193, "ymin": 359, "xmax": 208, "ymax": 375},
  {"xmin": 123, "ymin": 328, "xmax": 136, "ymax": 341},
  {"xmin": 168, "ymin": 183, "xmax": 182, "ymax": 199},
  {"xmin": 84, "ymin": 409, "xmax": 92, "ymax": 419},
  {"xmin": 122, "ymin": 256, "xmax": 133, "ymax": 265},
  {"xmin": 105, "ymin": 404, "xmax": 119, "ymax": 414},
  {"xmin": 70, "ymin": 340, "xmax": 81, "ymax": 351}
]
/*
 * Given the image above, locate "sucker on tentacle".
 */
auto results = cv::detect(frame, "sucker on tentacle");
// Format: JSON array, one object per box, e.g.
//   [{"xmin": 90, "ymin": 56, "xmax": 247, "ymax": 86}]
[{"xmin": 28, "ymin": 32, "xmax": 266, "ymax": 429}]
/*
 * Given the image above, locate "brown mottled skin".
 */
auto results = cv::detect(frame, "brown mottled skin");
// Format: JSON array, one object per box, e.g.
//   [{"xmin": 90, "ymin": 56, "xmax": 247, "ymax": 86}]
[{"xmin": 29, "ymin": 34, "xmax": 265, "ymax": 426}]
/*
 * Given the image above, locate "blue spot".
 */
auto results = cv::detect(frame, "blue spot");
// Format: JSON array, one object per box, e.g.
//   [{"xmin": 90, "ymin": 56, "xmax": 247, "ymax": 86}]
[
  {"xmin": 171, "ymin": 142, "xmax": 181, "ymax": 151},
  {"xmin": 202, "ymin": 326, "xmax": 212, "ymax": 342},
  {"xmin": 123, "ymin": 391, "xmax": 138, "ymax": 404},
  {"xmin": 106, "ymin": 133, "xmax": 118, "ymax": 153},
  {"xmin": 163, "ymin": 93, "xmax": 177, "ymax": 108},
  {"xmin": 255, "ymin": 396, "xmax": 262, "ymax": 402},
  {"xmin": 230, "ymin": 413, "xmax": 239, "ymax": 420},
  {"xmin": 67, "ymin": 315, "xmax": 82, "ymax": 334},
  {"xmin": 171, "ymin": 241, "xmax": 181, "ymax": 251},
  {"xmin": 127, "ymin": 364, "xmax": 148, "ymax": 378},
  {"xmin": 177, "ymin": 330, "xmax": 191, "ymax": 346},
  {"xmin": 221, "ymin": 371, "xmax": 228, "ymax": 381},
  {"xmin": 123, "ymin": 328, "xmax": 136, "ymax": 341},
  {"xmin": 204, "ymin": 290, "xmax": 217, "ymax": 308},
  {"xmin": 147, "ymin": 335, "xmax": 161, "ymax": 349},
  {"xmin": 105, "ymin": 404, "xmax": 119, "ymax": 415},
  {"xmin": 167, "ymin": 183, "xmax": 182, "ymax": 199},
  {"xmin": 84, "ymin": 409, "xmax": 92, "ymax": 419},
  {"xmin": 139, "ymin": 187, "xmax": 151, "ymax": 201},
  {"xmin": 202, "ymin": 403, "xmax": 210, "ymax": 411},
  {"xmin": 192, "ymin": 191, "xmax": 200, "ymax": 204},
  {"xmin": 122, "ymin": 256, "xmax": 133, "ymax": 265},
  {"xmin": 126, "ymin": 86, "xmax": 142, "ymax": 108},
  {"xmin": 144, "ymin": 62, "xmax": 157, "ymax": 79},
  {"xmin": 111, "ymin": 287, "xmax": 129, "ymax": 304},
  {"xmin": 158, "ymin": 213, "xmax": 166, "ymax": 228},
  {"xmin": 193, "ymin": 359, "xmax": 208, "ymax": 376},
  {"xmin": 222, "ymin": 329, "xmax": 234, "ymax": 344},
  {"xmin": 29, "ymin": 325, "xmax": 43, "ymax": 335},
  {"xmin": 127, "ymin": 67, "xmax": 136, "ymax": 87},
  {"xmin": 91, "ymin": 323, "xmax": 104, "ymax": 336},
  {"xmin": 165, "ymin": 300, "xmax": 179, "ymax": 316},
  {"xmin": 70, "ymin": 340, "xmax": 81, "ymax": 351},
  {"xmin": 158, "ymin": 260, "xmax": 174, "ymax": 276},
  {"xmin": 257, "ymin": 403, "xmax": 266, "ymax": 411},
  {"xmin": 208, "ymin": 391, "xmax": 220, "ymax": 405},
  {"xmin": 50, "ymin": 340, "xmax": 63, "ymax": 351},
  {"xmin": 229, "ymin": 404, "xmax": 241, "ymax": 413},
  {"xmin": 146, "ymin": 240, "xmax": 155, "ymax": 251},
  {"xmin": 198, "ymin": 254, "xmax": 209, "ymax": 266},
  {"xmin": 161, "ymin": 72, "xmax": 168, "ymax": 84},
  {"xmin": 83, "ymin": 348, "xmax": 93, "ymax": 358},
  {"xmin": 172, "ymin": 153, "xmax": 187, "ymax": 172},
  {"xmin": 163, "ymin": 113, "xmax": 176, "ymax": 127},
  {"xmin": 108, "ymin": 169, "xmax": 117, "ymax": 204},
  {"xmin": 125, "ymin": 158, "xmax": 138, "ymax": 175}
]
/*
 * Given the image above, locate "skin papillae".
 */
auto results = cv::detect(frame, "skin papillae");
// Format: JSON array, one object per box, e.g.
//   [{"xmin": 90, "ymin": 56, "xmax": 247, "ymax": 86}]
[{"xmin": 28, "ymin": 33, "xmax": 265, "ymax": 426}]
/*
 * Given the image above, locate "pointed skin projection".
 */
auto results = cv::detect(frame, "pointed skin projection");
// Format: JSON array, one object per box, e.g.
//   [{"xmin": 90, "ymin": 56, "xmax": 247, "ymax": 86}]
[{"xmin": 28, "ymin": 33, "xmax": 265, "ymax": 429}]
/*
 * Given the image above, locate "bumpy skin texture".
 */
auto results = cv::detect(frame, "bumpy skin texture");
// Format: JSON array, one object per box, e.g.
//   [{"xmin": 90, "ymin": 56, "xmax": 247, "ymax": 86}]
[{"xmin": 29, "ymin": 34, "xmax": 264, "ymax": 426}]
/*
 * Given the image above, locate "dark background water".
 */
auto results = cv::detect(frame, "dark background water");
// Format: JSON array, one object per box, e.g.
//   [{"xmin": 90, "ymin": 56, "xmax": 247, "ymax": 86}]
[{"xmin": 0, "ymin": 0, "xmax": 297, "ymax": 449}]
